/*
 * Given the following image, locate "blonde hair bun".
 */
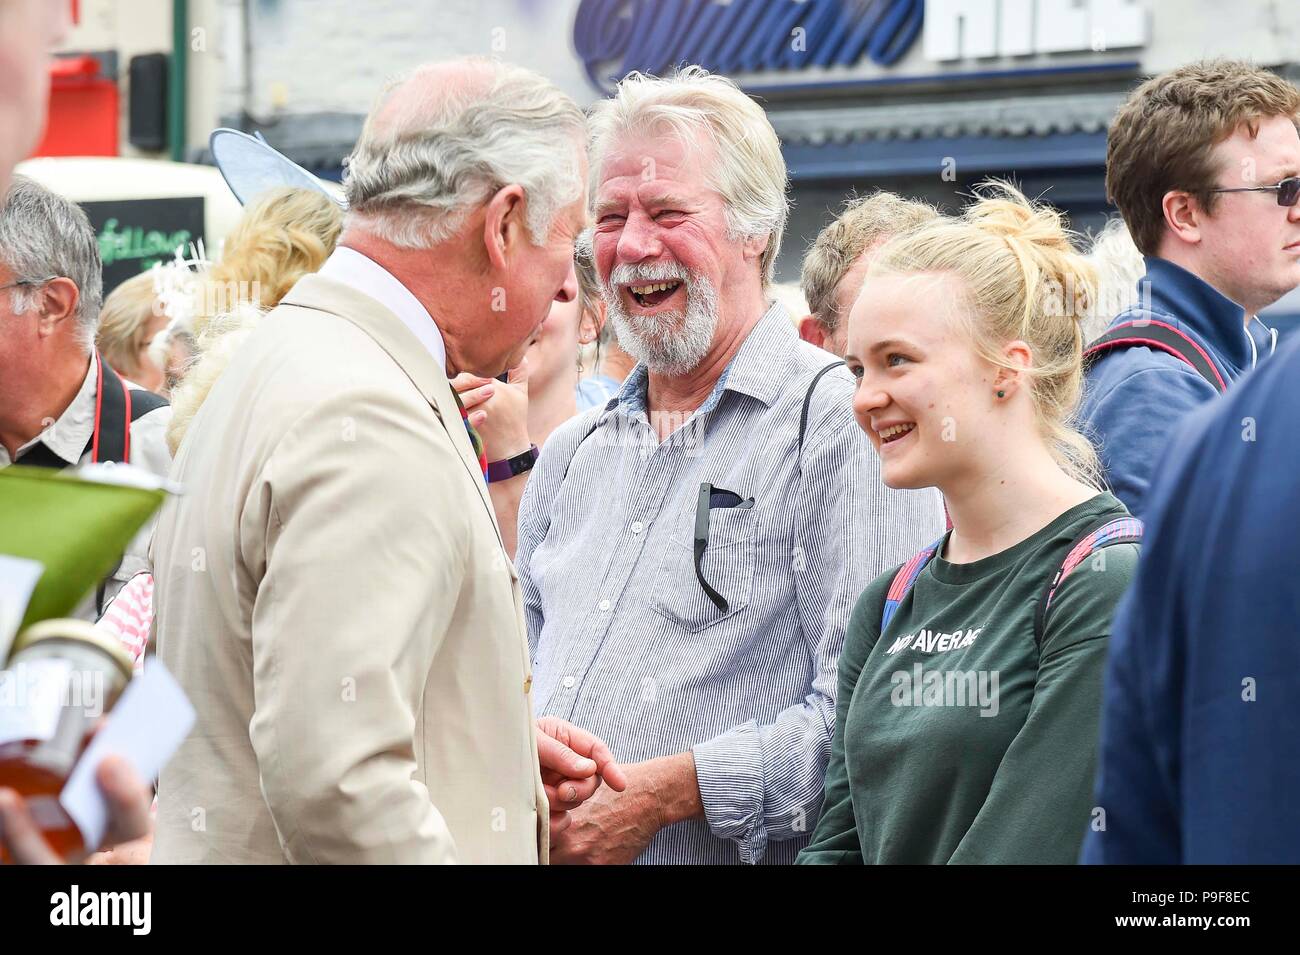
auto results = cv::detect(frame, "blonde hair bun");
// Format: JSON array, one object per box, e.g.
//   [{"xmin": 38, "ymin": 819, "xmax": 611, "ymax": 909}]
[
  {"xmin": 867, "ymin": 179, "xmax": 1101, "ymax": 486},
  {"xmin": 963, "ymin": 180, "xmax": 1095, "ymax": 325}
]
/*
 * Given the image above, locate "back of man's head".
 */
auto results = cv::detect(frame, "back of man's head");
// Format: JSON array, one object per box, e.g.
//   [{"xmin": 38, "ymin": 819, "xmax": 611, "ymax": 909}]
[
  {"xmin": 1107, "ymin": 59, "xmax": 1300, "ymax": 256},
  {"xmin": 343, "ymin": 57, "xmax": 586, "ymax": 250},
  {"xmin": 801, "ymin": 191, "xmax": 939, "ymax": 337},
  {"xmin": 0, "ymin": 174, "xmax": 103, "ymax": 350}
]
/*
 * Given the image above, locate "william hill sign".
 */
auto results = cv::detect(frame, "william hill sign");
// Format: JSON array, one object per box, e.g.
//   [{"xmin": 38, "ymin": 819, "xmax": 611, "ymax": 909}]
[{"xmin": 573, "ymin": 0, "xmax": 1147, "ymax": 93}]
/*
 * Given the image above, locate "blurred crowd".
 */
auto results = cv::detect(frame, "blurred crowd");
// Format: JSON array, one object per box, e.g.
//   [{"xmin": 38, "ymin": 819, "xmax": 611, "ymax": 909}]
[{"xmin": 1, "ymin": 0, "xmax": 1297, "ymax": 865}]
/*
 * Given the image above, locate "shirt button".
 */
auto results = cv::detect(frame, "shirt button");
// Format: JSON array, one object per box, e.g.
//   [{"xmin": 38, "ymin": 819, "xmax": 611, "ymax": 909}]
[
  {"xmin": 630, "ymin": 521, "xmax": 644, "ymax": 534},
  {"xmin": 563, "ymin": 676, "xmax": 576, "ymax": 689},
  {"xmin": 598, "ymin": 599, "xmax": 611, "ymax": 612}
]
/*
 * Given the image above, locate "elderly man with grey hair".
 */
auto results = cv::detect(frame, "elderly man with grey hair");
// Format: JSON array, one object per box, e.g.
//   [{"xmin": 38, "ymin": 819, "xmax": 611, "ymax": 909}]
[
  {"xmin": 516, "ymin": 67, "xmax": 946, "ymax": 865},
  {"xmin": 150, "ymin": 57, "xmax": 625, "ymax": 865},
  {"xmin": 0, "ymin": 175, "xmax": 172, "ymax": 612}
]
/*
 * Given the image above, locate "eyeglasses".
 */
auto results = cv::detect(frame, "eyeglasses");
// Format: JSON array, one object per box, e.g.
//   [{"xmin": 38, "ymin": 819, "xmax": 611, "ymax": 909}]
[
  {"xmin": 1210, "ymin": 176, "xmax": 1300, "ymax": 207},
  {"xmin": 694, "ymin": 482, "xmax": 754, "ymax": 612}
]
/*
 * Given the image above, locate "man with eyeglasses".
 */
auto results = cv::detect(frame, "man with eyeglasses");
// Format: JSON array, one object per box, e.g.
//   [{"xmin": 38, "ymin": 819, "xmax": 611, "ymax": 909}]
[
  {"xmin": 1080, "ymin": 59, "xmax": 1300, "ymax": 516},
  {"xmin": 0, "ymin": 176, "xmax": 172, "ymax": 612}
]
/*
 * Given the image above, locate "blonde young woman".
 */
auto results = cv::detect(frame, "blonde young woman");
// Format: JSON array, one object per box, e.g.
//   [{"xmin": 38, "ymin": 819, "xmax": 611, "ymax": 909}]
[
  {"xmin": 95, "ymin": 270, "xmax": 170, "ymax": 392},
  {"xmin": 798, "ymin": 184, "xmax": 1141, "ymax": 865},
  {"xmin": 191, "ymin": 185, "xmax": 343, "ymax": 337}
]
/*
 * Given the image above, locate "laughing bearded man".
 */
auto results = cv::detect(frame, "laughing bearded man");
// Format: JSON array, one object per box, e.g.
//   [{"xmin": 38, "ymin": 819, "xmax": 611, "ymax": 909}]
[{"xmin": 515, "ymin": 67, "xmax": 946, "ymax": 865}]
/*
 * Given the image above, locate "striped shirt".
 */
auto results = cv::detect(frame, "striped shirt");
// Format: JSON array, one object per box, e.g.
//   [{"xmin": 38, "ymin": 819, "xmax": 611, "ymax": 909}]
[
  {"xmin": 95, "ymin": 571, "xmax": 152, "ymax": 672},
  {"xmin": 517, "ymin": 303, "xmax": 946, "ymax": 864}
]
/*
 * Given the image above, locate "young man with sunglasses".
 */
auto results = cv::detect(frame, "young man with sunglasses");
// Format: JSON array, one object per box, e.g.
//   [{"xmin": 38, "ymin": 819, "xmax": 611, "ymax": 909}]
[{"xmin": 1080, "ymin": 59, "xmax": 1300, "ymax": 516}]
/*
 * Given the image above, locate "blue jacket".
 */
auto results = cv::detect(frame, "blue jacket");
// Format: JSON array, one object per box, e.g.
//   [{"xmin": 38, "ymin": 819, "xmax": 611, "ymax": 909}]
[
  {"xmin": 1083, "ymin": 330, "xmax": 1300, "ymax": 864},
  {"xmin": 1079, "ymin": 257, "xmax": 1277, "ymax": 516}
]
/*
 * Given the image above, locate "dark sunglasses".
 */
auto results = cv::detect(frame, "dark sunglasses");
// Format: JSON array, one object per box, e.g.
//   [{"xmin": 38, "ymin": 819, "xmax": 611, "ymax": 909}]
[
  {"xmin": 694, "ymin": 482, "xmax": 754, "ymax": 612},
  {"xmin": 1210, "ymin": 176, "xmax": 1300, "ymax": 207}
]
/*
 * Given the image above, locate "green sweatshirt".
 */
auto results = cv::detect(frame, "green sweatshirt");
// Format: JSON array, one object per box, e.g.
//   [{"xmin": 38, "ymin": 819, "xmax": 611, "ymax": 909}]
[{"xmin": 798, "ymin": 493, "xmax": 1138, "ymax": 865}]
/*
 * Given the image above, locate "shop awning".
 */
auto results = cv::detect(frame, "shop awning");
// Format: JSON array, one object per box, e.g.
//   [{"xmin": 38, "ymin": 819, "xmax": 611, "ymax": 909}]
[{"xmin": 772, "ymin": 91, "xmax": 1123, "ymax": 180}]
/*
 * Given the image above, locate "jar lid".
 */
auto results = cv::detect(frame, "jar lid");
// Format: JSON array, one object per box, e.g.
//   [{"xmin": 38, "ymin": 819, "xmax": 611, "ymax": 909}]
[{"xmin": 10, "ymin": 618, "xmax": 135, "ymax": 682}]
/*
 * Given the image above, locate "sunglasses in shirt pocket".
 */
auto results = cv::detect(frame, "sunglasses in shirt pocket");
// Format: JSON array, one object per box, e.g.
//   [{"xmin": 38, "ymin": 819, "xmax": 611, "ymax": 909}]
[{"xmin": 648, "ymin": 494, "xmax": 758, "ymax": 634}]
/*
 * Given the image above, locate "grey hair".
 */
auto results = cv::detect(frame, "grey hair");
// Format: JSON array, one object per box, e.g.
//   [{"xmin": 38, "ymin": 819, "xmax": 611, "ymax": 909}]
[
  {"xmin": 343, "ymin": 57, "xmax": 586, "ymax": 248},
  {"xmin": 1083, "ymin": 216, "xmax": 1147, "ymax": 343},
  {"xmin": 0, "ymin": 175, "xmax": 103, "ymax": 349},
  {"xmin": 587, "ymin": 66, "xmax": 790, "ymax": 287}
]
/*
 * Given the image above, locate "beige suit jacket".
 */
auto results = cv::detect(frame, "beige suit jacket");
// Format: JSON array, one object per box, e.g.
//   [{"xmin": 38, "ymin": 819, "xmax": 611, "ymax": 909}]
[{"xmin": 149, "ymin": 274, "xmax": 547, "ymax": 864}]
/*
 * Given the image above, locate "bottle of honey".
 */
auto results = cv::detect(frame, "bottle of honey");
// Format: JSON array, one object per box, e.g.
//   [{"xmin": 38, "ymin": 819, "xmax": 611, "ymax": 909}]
[{"xmin": 0, "ymin": 619, "xmax": 133, "ymax": 861}]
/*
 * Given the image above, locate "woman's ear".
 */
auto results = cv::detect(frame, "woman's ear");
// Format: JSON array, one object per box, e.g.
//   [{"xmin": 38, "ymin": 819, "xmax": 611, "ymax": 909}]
[
  {"xmin": 578, "ymin": 302, "xmax": 603, "ymax": 346},
  {"xmin": 481, "ymin": 183, "xmax": 528, "ymax": 272},
  {"xmin": 992, "ymin": 340, "xmax": 1034, "ymax": 399}
]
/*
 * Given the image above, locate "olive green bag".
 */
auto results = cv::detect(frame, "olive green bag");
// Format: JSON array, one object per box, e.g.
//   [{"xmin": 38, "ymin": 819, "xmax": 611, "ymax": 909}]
[{"xmin": 0, "ymin": 465, "xmax": 168, "ymax": 656}]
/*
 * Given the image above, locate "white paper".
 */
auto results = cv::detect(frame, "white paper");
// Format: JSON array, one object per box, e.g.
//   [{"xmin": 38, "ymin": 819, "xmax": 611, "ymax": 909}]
[
  {"xmin": 59, "ymin": 659, "xmax": 195, "ymax": 850},
  {"xmin": 0, "ymin": 554, "xmax": 43, "ymax": 659}
]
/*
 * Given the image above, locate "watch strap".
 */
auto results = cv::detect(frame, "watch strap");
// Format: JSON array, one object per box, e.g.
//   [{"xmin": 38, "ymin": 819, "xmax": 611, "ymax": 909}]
[{"xmin": 486, "ymin": 444, "xmax": 539, "ymax": 483}]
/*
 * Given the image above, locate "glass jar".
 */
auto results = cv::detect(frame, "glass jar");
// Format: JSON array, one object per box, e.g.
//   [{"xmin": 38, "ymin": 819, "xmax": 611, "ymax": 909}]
[{"xmin": 0, "ymin": 618, "xmax": 133, "ymax": 860}]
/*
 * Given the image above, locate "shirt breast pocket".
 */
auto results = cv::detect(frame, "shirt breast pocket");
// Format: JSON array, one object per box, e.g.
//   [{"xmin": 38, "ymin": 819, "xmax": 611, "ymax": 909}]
[{"xmin": 648, "ymin": 506, "xmax": 757, "ymax": 634}]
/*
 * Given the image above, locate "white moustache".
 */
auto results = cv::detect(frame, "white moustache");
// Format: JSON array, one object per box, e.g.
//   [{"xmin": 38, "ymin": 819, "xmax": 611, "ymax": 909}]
[{"xmin": 609, "ymin": 262, "xmax": 689, "ymax": 286}]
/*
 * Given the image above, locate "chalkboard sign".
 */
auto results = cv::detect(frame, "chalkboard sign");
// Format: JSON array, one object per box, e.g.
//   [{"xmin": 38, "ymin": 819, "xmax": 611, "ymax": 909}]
[{"xmin": 79, "ymin": 197, "xmax": 205, "ymax": 294}]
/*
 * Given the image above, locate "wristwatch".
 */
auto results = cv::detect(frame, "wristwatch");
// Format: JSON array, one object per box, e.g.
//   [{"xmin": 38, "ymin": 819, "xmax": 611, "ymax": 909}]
[{"xmin": 486, "ymin": 444, "xmax": 539, "ymax": 483}]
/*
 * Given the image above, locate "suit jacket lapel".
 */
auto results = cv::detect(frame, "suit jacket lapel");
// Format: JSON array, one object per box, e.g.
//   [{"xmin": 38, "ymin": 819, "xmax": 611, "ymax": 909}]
[{"xmin": 280, "ymin": 274, "xmax": 502, "ymax": 540}]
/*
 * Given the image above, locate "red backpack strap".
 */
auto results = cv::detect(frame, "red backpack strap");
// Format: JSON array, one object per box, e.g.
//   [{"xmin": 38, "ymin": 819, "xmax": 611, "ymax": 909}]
[
  {"xmin": 880, "ymin": 537, "xmax": 945, "ymax": 633},
  {"xmin": 1032, "ymin": 516, "xmax": 1144, "ymax": 652},
  {"xmin": 1084, "ymin": 320, "xmax": 1227, "ymax": 393}
]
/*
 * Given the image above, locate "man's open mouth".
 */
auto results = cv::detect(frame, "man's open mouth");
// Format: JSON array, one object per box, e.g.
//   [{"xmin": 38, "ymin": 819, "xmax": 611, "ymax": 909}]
[{"xmin": 626, "ymin": 280, "xmax": 683, "ymax": 308}]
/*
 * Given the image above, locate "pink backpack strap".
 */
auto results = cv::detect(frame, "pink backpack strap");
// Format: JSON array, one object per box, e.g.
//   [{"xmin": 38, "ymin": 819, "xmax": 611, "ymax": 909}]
[{"xmin": 1084, "ymin": 320, "xmax": 1227, "ymax": 393}]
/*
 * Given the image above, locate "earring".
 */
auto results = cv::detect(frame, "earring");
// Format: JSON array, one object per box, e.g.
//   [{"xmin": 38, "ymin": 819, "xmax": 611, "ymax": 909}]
[{"xmin": 996, "ymin": 390, "xmax": 1006, "ymax": 398}]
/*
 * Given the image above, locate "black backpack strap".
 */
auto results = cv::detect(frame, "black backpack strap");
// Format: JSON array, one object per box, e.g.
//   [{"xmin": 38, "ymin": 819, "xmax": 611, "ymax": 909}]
[
  {"xmin": 1083, "ymin": 320, "xmax": 1227, "ymax": 394},
  {"xmin": 1032, "ymin": 516, "xmax": 1144, "ymax": 652},
  {"xmin": 93, "ymin": 353, "xmax": 131, "ymax": 464},
  {"xmin": 798, "ymin": 360, "xmax": 847, "ymax": 455},
  {"xmin": 94, "ymin": 354, "xmax": 169, "ymax": 465},
  {"xmin": 91, "ymin": 356, "xmax": 168, "ymax": 615},
  {"xmin": 128, "ymin": 387, "xmax": 169, "ymax": 421}
]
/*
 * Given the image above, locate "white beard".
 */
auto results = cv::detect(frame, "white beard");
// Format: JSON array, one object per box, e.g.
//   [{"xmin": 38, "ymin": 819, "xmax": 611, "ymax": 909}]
[{"xmin": 603, "ymin": 262, "xmax": 719, "ymax": 376}]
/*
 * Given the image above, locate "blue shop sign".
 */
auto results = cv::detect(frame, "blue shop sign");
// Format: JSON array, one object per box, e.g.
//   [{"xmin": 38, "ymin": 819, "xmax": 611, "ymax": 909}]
[{"xmin": 573, "ymin": 0, "xmax": 924, "ymax": 93}]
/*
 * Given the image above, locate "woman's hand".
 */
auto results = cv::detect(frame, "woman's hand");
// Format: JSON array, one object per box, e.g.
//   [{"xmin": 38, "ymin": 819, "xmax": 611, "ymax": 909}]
[{"xmin": 451, "ymin": 358, "xmax": 531, "ymax": 462}]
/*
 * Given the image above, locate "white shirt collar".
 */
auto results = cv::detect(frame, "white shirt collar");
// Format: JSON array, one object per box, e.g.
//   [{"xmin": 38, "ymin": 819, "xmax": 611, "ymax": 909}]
[
  {"xmin": 317, "ymin": 246, "xmax": 447, "ymax": 370},
  {"xmin": 4, "ymin": 354, "xmax": 97, "ymax": 466}
]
